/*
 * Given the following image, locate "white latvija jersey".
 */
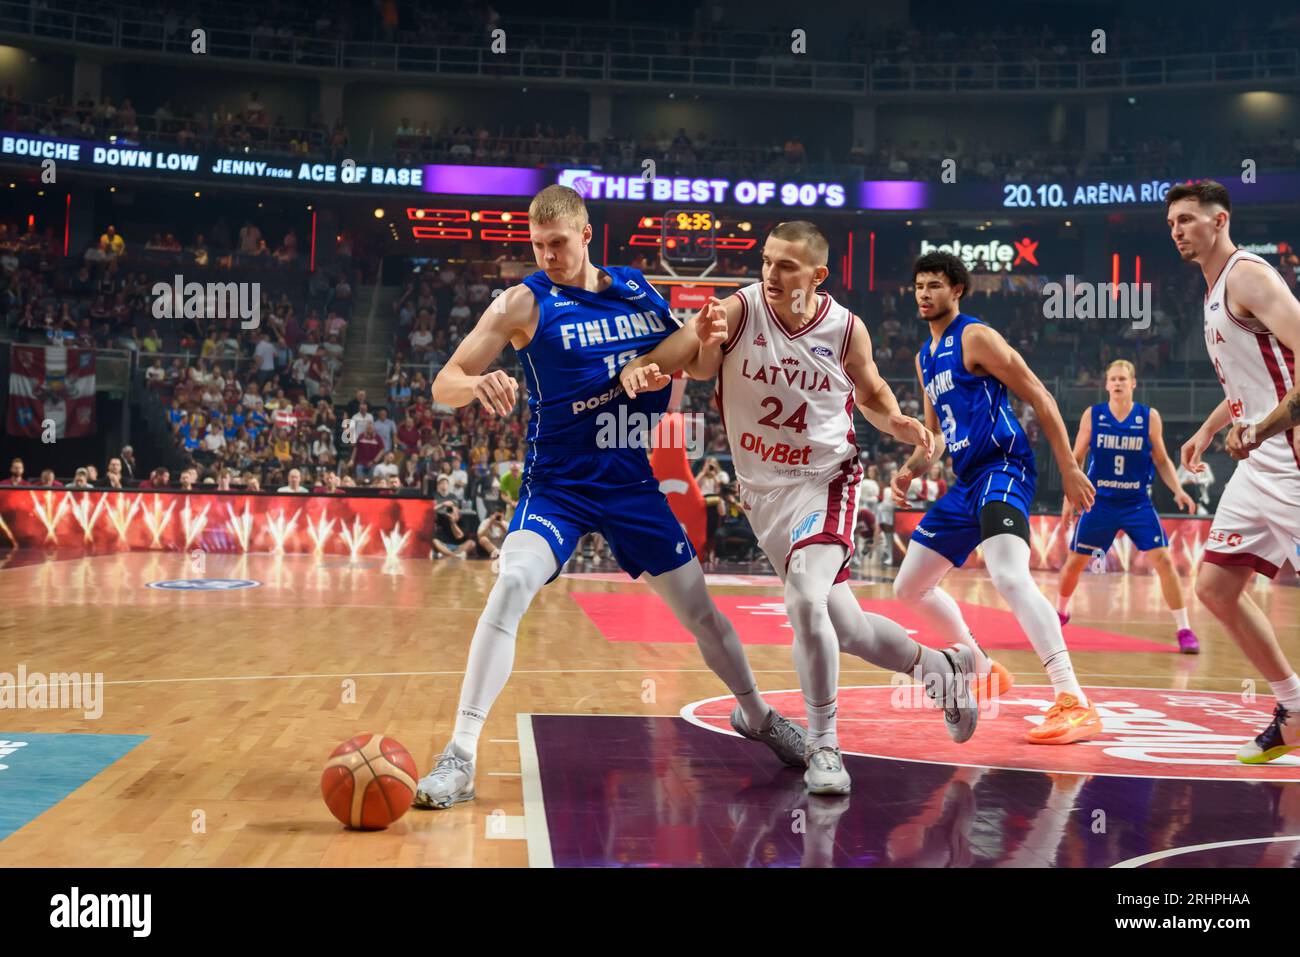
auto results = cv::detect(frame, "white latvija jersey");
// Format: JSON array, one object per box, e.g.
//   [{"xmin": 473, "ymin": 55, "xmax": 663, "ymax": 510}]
[
  {"xmin": 716, "ymin": 283, "xmax": 859, "ymax": 491},
  {"xmin": 1203, "ymin": 249, "xmax": 1300, "ymax": 477}
]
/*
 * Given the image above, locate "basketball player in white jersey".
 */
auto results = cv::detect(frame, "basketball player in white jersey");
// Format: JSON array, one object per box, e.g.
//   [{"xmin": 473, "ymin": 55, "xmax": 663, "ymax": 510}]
[
  {"xmin": 1168, "ymin": 180, "xmax": 1300, "ymax": 764},
  {"xmin": 620, "ymin": 221, "xmax": 984, "ymax": 795}
]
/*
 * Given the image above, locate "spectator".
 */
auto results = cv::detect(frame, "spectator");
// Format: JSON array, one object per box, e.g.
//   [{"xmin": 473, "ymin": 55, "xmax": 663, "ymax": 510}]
[
  {"xmin": 139, "ymin": 467, "xmax": 171, "ymax": 489},
  {"xmin": 432, "ymin": 484, "xmax": 474, "ymax": 559},
  {"xmin": 99, "ymin": 225, "xmax": 125, "ymax": 257},
  {"xmin": 0, "ymin": 457, "xmax": 26, "ymax": 486},
  {"xmin": 313, "ymin": 471, "xmax": 343, "ymax": 494},
  {"xmin": 372, "ymin": 452, "xmax": 399, "ymax": 482},
  {"xmin": 39, "ymin": 468, "xmax": 61, "ymax": 487},
  {"xmin": 447, "ymin": 454, "xmax": 469, "ymax": 499},
  {"xmin": 349, "ymin": 421, "xmax": 385, "ymax": 479},
  {"xmin": 70, "ymin": 468, "xmax": 93, "ymax": 490},
  {"xmin": 498, "ymin": 461, "xmax": 522, "ymax": 507},
  {"xmin": 476, "ymin": 507, "xmax": 509, "ymax": 560},
  {"xmin": 253, "ymin": 331, "xmax": 277, "ymax": 388},
  {"xmin": 372, "ymin": 406, "xmax": 397, "ymax": 452},
  {"xmin": 278, "ymin": 468, "xmax": 308, "ymax": 493},
  {"xmin": 348, "ymin": 402, "xmax": 374, "ymax": 442},
  {"xmin": 105, "ymin": 457, "xmax": 124, "ymax": 489}
]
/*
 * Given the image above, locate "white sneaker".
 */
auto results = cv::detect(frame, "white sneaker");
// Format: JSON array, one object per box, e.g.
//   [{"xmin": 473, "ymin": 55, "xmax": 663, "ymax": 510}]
[
  {"xmin": 804, "ymin": 745, "xmax": 851, "ymax": 795},
  {"xmin": 413, "ymin": 746, "xmax": 476, "ymax": 809}
]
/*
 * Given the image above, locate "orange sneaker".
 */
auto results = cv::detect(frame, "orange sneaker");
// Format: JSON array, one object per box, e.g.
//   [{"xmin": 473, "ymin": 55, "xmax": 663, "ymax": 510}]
[
  {"xmin": 971, "ymin": 659, "xmax": 1015, "ymax": 703},
  {"xmin": 1026, "ymin": 693, "xmax": 1103, "ymax": 745}
]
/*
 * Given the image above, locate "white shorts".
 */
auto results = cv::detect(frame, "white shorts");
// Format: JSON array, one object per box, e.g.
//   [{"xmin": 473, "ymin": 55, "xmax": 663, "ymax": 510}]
[
  {"xmin": 1203, "ymin": 463, "xmax": 1300, "ymax": 578},
  {"xmin": 740, "ymin": 459, "xmax": 861, "ymax": 582}
]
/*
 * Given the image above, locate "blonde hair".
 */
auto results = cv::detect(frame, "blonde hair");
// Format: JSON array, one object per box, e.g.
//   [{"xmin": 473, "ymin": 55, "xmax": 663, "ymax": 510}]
[
  {"xmin": 768, "ymin": 220, "xmax": 829, "ymax": 266},
  {"xmin": 1106, "ymin": 359, "xmax": 1136, "ymax": 380},
  {"xmin": 528, "ymin": 185, "xmax": 588, "ymax": 229}
]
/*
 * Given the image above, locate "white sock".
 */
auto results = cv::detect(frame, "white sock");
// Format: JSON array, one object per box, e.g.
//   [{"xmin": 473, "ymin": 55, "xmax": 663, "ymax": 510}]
[
  {"xmin": 1043, "ymin": 650, "xmax": 1087, "ymax": 706},
  {"xmin": 983, "ymin": 533, "xmax": 1087, "ymax": 706},
  {"xmin": 1171, "ymin": 607, "xmax": 1190, "ymax": 631},
  {"xmin": 449, "ymin": 531, "xmax": 556, "ymax": 763},
  {"xmin": 1269, "ymin": 674, "xmax": 1300, "ymax": 712},
  {"xmin": 1057, "ymin": 592, "xmax": 1073, "ymax": 615},
  {"xmin": 806, "ymin": 697, "xmax": 838, "ymax": 750}
]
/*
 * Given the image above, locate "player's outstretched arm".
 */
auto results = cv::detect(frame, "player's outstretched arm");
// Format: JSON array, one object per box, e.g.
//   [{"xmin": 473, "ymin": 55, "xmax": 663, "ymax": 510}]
[
  {"xmin": 1149, "ymin": 408, "xmax": 1197, "ymax": 513},
  {"xmin": 1062, "ymin": 407, "xmax": 1092, "ymax": 520},
  {"xmin": 964, "ymin": 323, "xmax": 1095, "ymax": 512},
  {"xmin": 1182, "ymin": 398, "xmax": 1231, "ymax": 472},
  {"xmin": 1225, "ymin": 261, "xmax": 1300, "ymax": 455},
  {"xmin": 431, "ymin": 286, "xmax": 530, "ymax": 414},
  {"xmin": 844, "ymin": 316, "xmax": 933, "ymax": 455},
  {"xmin": 683, "ymin": 294, "xmax": 740, "ymax": 381},
  {"xmin": 891, "ymin": 355, "xmax": 946, "ymax": 508},
  {"xmin": 619, "ymin": 296, "xmax": 720, "ymax": 395}
]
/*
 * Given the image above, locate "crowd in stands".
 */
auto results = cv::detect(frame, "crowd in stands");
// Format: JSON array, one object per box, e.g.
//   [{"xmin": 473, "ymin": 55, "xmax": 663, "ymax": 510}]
[
  {"xmin": 9, "ymin": 77, "xmax": 1297, "ymax": 184},
  {"xmin": 1, "ymin": 86, "xmax": 350, "ymax": 162},
  {"xmin": 41, "ymin": 0, "xmax": 1300, "ymax": 66}
]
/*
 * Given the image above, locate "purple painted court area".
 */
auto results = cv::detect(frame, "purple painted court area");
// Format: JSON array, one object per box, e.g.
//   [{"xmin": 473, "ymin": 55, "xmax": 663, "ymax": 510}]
[{"xmin": 529, "ymin": 714, "xmax": 1300, "ymax": 868}]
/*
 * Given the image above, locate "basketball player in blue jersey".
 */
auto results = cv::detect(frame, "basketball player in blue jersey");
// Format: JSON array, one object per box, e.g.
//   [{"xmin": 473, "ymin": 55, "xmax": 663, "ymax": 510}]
[
  {"xmin": 1056, "ymin": 359, "xmax": 1201, "ymax": 653},
  {"xmin": 412, "ymin": 185, "xmax": 806, "ymax": 809},
  {"xmin": 892, "ymin": 251, "xmax": 1104, "ymax": 745}
]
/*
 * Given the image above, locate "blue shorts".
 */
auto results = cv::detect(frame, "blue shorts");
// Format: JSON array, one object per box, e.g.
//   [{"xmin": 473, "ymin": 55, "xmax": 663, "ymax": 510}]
[
  {"xmin": 1071, "ymin": 496, "xmax": 1168, "ymax": 555},
  {"xmin": 912, "ymin": 462, "xmax": 1036, "ymax": 567},
  {"xmin": 508, "ymin": 451, "xmax": 695, "ymax": 582}
]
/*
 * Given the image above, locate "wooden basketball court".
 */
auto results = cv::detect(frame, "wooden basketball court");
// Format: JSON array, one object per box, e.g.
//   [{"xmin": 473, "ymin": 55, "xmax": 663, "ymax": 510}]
[{"xmin": 1, "ymin": 549, "xmax": 1297, "ymax": 868}]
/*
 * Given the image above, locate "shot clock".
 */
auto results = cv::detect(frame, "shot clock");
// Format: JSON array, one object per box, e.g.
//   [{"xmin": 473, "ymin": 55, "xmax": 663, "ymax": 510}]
[{"xmin": 662, "ymin": 209, "xmax": 717, "ymax": 266}]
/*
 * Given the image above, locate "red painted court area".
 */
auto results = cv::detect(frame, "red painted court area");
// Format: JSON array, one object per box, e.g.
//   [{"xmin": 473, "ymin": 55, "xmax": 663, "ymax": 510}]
[
  {"xmin": 571, "ymin": 592, "xmax": 1177, "ymax": 653},
  {"xmin": 685, "ymin": 686, "xmax": 1300, "ymax": 782}
]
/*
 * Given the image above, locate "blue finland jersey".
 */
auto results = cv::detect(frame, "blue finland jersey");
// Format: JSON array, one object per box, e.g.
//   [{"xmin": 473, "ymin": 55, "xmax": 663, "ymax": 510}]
[
  {"xmin": 918, "ymin": 313, "xmax": 1034, "ymax": 485},
  {"xmin": 1087, "ymin": 402, "xmax": 1154, "ymax": 502},
  {"xmin": 516, "ymin": 266, "xmax": 677, "ymax": 459}
]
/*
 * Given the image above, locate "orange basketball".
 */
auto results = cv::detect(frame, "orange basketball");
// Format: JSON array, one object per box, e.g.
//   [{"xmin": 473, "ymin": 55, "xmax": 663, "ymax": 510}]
[{"xmin": 320, "ymin": 733, "xmax": 419, "ymax": 830}]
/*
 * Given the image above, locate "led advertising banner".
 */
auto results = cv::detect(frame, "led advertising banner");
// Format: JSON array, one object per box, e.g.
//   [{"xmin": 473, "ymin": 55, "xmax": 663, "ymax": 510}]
[
  {"xmin": 3, "ymin": 130, "xmax": 1297, "ymax": 212},
  {"xmin": 0, "ymin": 489, "xmax": 442, "ymax": 558}
]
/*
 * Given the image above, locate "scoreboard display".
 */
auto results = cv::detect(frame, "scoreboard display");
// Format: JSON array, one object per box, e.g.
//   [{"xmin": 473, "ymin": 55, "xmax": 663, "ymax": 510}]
[{"xmin": 661, "ymin": 209, "xmax": 717, "ymax": 266}]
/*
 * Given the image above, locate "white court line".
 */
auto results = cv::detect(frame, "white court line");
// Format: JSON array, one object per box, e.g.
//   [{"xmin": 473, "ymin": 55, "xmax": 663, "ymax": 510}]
[
  {"xmin": 1112, "ymin": 835, "xmax": 1300, "ymax": 868},
  {"xmin": 488, "ymin": 739, "xmax": 518, "ymax": 744},
  {"xmin": 488, "ymin": 771, "xmax": 522, "ymax": 777},
  {"xmin": 516, "ymin": 713, "xmax": 554, "ymax": 869}
]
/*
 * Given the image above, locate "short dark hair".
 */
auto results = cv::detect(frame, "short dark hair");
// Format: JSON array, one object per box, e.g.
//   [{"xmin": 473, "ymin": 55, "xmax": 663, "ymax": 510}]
[
  {"xmin": 913, "ymin": 252, "xmax": 970, "ymax": 300},
  {"xmin": 768, "ymin": 221, "xmax": 829, "ymax": 266},
  {"xmin": 1165, "ymin": 180, "xmax": 1231, "ymax": 214}
]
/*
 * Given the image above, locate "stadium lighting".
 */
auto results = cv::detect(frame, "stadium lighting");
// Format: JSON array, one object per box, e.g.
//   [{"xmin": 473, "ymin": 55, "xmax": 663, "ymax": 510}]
[{"xmin": 374, "ymin": 208, "xmax": 385, "ymax": 218}]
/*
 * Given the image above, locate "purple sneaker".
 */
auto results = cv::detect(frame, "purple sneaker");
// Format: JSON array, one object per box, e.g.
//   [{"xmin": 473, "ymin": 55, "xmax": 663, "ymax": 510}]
[
  {"xmin": 1177, "ymin": 628, "xmax": 1200, "ymax": 654},
  {"xmin": 1057, "ymin": 610, "xmax": 1070, "ymax": 627}
]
